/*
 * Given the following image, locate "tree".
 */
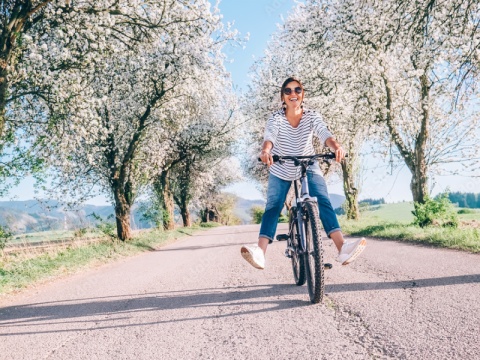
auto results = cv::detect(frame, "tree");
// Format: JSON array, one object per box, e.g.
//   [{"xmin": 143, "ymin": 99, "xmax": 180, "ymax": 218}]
[
  {"xmin": 330, "ymin": 0, "xmax": 480, "ymax": 203},
  {"xmin": 149, "ymin": 76, "xmax": 241, "ymax": 228},
  {"xmin": 16, "ymin": 1, "xmax": 235, "ymax": 240},
  {"xmin": 466, "ymin": 193, "xmax": 477, "ymax": 209},
  {"xmin": 2, "ymin": 0, "xmax": 191, "ymax": 158}
]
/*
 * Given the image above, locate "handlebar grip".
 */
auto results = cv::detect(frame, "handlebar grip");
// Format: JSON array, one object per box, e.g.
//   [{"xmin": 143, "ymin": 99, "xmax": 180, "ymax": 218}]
[{"xmin": 257, "ymin": 155, "xmax": 280, "ymax": 162}]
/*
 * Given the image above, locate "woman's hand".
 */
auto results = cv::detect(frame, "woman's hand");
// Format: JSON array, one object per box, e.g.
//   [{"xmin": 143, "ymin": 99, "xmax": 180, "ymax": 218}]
[
  {"xmin": 325, "ymin": 137, "xmax": 345, "ymax": 162},
  {"xmin": 259, "ymin": 149, "xmax": 274, "ymax": 166},
  {"xmin": 334, "ymin": 146, "xmax": 346, "ymax": 163}
]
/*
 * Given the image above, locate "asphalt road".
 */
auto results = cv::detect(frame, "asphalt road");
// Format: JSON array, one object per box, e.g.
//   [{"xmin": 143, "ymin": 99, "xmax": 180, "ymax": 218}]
[{"xmin": 0, "ymin": 224, "xmax": 479, "ymax": 360}]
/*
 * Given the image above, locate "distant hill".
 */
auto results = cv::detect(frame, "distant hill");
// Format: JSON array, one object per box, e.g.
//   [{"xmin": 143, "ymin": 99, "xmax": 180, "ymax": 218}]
[
  {"xmin": 0, "ymin": 200, "xmax": 148, "ymax": 233},
  {"xmin": 0, "ymin": 193, "xmax": 345, "ymax": 233},
  {"xmin": 330, "ymin": 193, "xmax": 345, "ymax": 210}
]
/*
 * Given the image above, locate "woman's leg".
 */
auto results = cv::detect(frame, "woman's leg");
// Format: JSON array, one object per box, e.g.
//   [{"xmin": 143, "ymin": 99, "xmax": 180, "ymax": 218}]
[
  {"xmin": 257, "ymin": 173, "xmax": 292, "ymax": 253},
  {"xmin": 307, "ymin": 165, "xmax": 345, "ymax": 252},
  {"xmin": 306, "ymin": 163, "xmax": 366, "ymax": 264}
]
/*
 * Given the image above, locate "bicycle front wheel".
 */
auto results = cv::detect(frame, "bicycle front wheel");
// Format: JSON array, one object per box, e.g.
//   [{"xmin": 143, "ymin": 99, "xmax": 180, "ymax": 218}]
[
  {"xmin": 289, "ymin": 207, "xmax": 305, "ymax": 286},
  {"xmin": 304, "ymin": 201, "xmax": 324, "ymax": 304}
]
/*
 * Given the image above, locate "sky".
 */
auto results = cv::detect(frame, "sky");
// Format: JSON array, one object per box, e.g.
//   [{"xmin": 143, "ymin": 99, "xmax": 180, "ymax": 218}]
[{"xmin": 2, "ymin": 0, "xmax": 479, "ymax": 205}]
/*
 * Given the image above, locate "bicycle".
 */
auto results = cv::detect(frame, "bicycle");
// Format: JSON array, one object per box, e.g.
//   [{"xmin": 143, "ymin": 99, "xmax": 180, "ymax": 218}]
[{"xmin": 264, "ymin": 153, "xmax": 336, "ymax": 304}]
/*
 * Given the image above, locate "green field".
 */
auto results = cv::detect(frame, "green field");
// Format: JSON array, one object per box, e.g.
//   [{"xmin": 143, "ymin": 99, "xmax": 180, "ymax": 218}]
[
  {"xmin": 357, "ymin": 202, "xmax": 480, "ymax": 223},
  {"xmin": 359, "ymin": 202, "xmax": 415, "ymax": 223},
  {"xmin": 340, "ymin": 202, "xmax": 480, "ymax": 253}
]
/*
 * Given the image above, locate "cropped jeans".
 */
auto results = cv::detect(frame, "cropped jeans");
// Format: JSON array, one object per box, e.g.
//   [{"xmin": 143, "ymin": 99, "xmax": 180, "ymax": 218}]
[{"xmin": 259, "ymin": 163, "xmax": 341, "ymax": 242}]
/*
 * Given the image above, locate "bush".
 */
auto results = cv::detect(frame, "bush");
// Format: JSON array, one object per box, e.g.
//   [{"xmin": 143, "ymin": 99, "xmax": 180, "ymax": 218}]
[
  {"xmin": 74, "ymin": 228, "xmax": 88, "ymax": 238},
  {"xmin": 457, "ymin": 208, "xmax": 476, "ymax": 214},
  {"xmin": 199, "ymin": 222, "xmax": 221, "ymax": 228},
  {"xmin": 89, "ymin": 213, "xmax": 117, "ymax": 239},
  {"xmin": 249, "ymin": 205, "xmax": 288, "ymax": 224},
  {"xmin": 359, "ymin": 198, "xmax": 385, "ymax": 206},
  {"xmin": 0, "ymin": 225, "xmax": 13, "ymax": 251},
  {"xmin": 412, "ymin": 194, "xmax": 458, "ymax": 228},
  {"xmin": 250, "ymin": 206, "xmax": 264, "ymax": 224}
]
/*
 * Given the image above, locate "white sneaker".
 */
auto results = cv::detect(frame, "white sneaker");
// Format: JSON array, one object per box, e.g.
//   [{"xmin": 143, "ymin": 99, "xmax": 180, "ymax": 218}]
[
  {"xmin": 241, "ymin": 244, "xmax": 265, "ymax": 270},
  {"xmin": 337, "ymin": 238, "xmax": 366, "ymax": 265}
]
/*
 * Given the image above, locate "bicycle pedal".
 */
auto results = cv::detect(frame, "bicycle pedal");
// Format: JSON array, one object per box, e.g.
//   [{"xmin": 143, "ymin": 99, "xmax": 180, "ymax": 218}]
[
  {"xmin": 284, "ymin": 250, "xmax": 292, "ymax": 258},
  {"xmin": 324, "ymin": 263, "xmax": 333, "ymax": 269},
  {"xmin": 276, "ymin": 234, "xmax": 289, "ymax": 241}
]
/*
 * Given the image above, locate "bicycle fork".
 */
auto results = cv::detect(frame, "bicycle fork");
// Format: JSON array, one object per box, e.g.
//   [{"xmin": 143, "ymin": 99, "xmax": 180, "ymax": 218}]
[
  {"xmin": 296, "ymin": 204, "xmax": 308, "ymax": 255},
  {"xmin": 284, "ymin": 204, "xmax": 307, "ymax": 258}
]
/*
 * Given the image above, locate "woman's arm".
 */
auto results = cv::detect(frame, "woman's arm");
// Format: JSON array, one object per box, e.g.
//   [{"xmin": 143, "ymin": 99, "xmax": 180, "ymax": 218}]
[{"xmin": 261, "ymin": 113, "xmax": 279, "ymax": 166}]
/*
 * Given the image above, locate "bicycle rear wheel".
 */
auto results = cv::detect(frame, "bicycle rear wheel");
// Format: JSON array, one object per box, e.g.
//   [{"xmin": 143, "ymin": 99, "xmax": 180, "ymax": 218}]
[
  {"xmin": 304, "ymin": 201, "xmax": 324, "ymax": 304},
  {"xmin": 289, "ymin": 207, "xmax": 305, "ymax": 286}
]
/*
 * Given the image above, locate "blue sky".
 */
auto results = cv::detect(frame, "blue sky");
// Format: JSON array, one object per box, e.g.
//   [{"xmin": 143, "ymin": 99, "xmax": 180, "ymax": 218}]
[{"xmin": 218, "ymin": 0, "xmax": 295, "ymax": 91}]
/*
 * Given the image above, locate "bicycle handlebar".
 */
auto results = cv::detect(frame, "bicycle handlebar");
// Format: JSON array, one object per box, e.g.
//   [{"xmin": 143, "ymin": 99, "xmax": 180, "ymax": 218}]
[{"xmin": 257, "ymin": 153, "xmax": 342, "ymax": 162}]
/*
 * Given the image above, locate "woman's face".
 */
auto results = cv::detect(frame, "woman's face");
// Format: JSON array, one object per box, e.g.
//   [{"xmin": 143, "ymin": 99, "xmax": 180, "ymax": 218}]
[{"xmin": 282, "ymin": 81, "xmax": 304, "ymax": 110}]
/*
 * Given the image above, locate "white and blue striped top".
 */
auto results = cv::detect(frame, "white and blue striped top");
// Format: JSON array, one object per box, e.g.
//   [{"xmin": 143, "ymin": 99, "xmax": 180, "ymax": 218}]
[{"xmin": 264, "ymin": 109, "xmax": 333, "ymax": 181}]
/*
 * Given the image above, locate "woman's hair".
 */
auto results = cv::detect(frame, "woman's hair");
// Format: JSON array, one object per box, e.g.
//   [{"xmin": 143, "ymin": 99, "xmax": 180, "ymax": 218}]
[{"xmin": 280, "ymin": 76, "xmax": 304, "ymax": 100}]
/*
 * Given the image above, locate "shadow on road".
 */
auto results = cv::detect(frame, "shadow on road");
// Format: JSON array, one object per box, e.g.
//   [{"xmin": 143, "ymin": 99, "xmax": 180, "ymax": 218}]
[
  {"xmin": 1, "ymin": 274, "xmax": 478, "ymax": 336},
  {"xmin": 0, "ymin": 284, "xmax": 309, "ymax": 335},
  {"xmin": 326, "ymin": 274, "xmax": 480, "ymax": 293},
  {"xmin": 190, "ymin": 230, "xmax": 262, "ymax": 237},
  {"xmin": 158, "ymin": 242, "xmax": 242, "ymax": 252}
]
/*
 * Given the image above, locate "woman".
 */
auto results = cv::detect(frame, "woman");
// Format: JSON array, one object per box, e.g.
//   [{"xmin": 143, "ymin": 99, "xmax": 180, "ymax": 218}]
[{"xmin": 241, "ymin": 77, "xmax": 366, "ymax": 270}]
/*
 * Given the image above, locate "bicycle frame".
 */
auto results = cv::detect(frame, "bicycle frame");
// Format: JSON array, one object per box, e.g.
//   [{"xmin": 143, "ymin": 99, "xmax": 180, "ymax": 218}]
[{"xmin": 291, "ymin": 159, "xmax": 318, "ymax": 255}]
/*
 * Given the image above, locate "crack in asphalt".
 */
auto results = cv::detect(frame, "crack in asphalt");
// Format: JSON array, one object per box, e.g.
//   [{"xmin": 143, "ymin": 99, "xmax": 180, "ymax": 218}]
[{"xmin": 332, "ymin": 301, "xmax": 401, "ymax": 360}]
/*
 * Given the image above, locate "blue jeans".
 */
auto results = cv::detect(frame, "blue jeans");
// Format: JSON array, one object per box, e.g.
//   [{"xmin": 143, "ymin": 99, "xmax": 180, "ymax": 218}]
[{"xmin": 259, "ymin": 163, "xmax": 341, "ymax": 241}]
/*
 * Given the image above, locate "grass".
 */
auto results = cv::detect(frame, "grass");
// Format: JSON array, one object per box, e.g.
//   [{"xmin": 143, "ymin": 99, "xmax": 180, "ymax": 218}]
[
  {"xmin": 199, "ymin": 222, "xmax": 222, "ymax": 228},
  {"xmin": 9, "ymin": 229, "xmax": 103, "ymax": 244},
  {"xmin": 0, "ymin": 225, "xmax": 205, "ymax": 296},
  {"xmin": 341, "ymin": 203, "xmax": 480, "ymax": 253}
]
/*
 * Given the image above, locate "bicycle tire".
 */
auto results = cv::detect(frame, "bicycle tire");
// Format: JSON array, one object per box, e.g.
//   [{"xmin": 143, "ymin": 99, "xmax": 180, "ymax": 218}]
[
  {"xmin": 304, "ymin": 201, "xmax": 324, "ymax": 304},
  {"xmin": 289, "ymin": 208, "xmax": 306, "ymax": 286}
]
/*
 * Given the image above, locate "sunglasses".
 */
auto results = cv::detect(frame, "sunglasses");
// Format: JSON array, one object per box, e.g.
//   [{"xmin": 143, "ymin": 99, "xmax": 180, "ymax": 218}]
[{"xmin": 283, "ymin": 86, "xmax": 303, "ymax": 95}]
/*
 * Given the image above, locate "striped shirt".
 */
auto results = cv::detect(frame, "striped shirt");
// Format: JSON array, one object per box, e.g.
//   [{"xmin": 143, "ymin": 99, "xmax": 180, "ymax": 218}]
[{"xmin": 264, "ymin": 109, "xmax": 333, "ymax": 180}]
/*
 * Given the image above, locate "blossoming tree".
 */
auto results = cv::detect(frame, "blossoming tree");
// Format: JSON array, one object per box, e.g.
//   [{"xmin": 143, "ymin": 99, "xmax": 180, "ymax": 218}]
[{"xmin": 13, "ymin": 0, "xmax": 237, "ymax": 240}]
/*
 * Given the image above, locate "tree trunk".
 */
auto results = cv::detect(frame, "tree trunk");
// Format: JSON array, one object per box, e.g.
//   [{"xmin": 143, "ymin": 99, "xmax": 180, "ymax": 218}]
[
  {"xmin": 113, "ymin": 187, "xmax": 132, "ymax": 241},
  {"xmin": 202, "ymin": 208, "xmax": 208, "ymax": 223},
  {"xmin": 381, "ymin": 71, "xmax": 430, "ymax": 204},
  {"xmin": 162, "ymin": 190, "xmax": 175, "ymax": 230},
  {"xmin": 0, "ymin": 65, "xmax": 8, "ymax": 141},
  {"xmin": 410, "ymin": 164, "xmax": 428, "ymax": 203},
  {"xmin": 177, "ymin": 187, "xmax": 191, "ymax": 227},
  {"xmin": 0, "ymin": 2, "xmax": 34, "ymax": 140},
  {"xmin": 202, "ymin": 206, "xmax": 219, "ymax": 223},
  {"xmin": 410, "ymin": 73, "xmax": 430, "ymax": 204},
  {"xmin": 341, "ymin": 148, "xmax": 360, "ymax": 220},
  {"xmin": 158, "ymin": 172, "xmax": 175, "ymax": 230},
  {"xmin": 180, "ymin": 205, "xmax": 191, "ymax": 227}
]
